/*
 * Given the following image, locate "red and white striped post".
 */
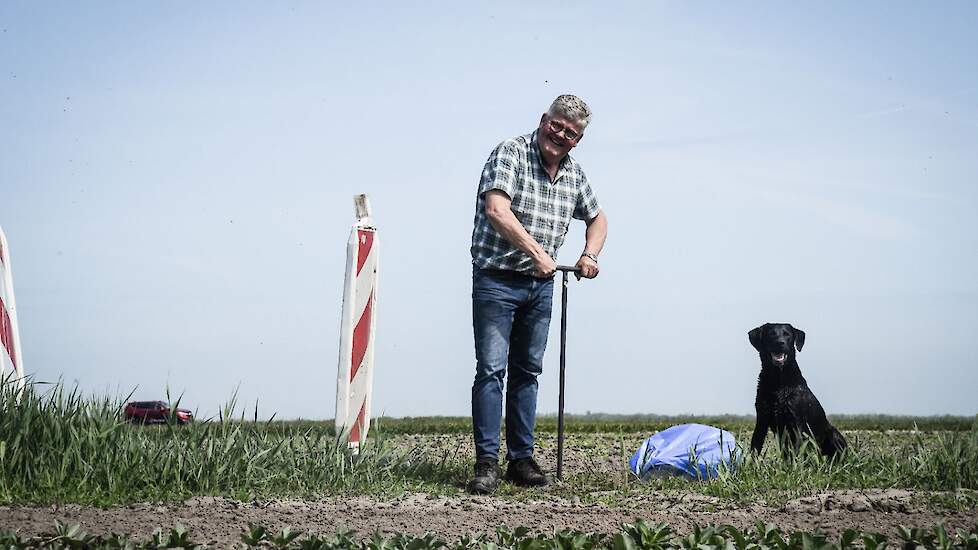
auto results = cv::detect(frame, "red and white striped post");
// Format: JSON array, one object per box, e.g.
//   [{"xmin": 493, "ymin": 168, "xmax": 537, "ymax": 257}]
[
  {"xmin": 0, "ymin": 226, "xmax": 26, "ymax": 395},
  {"xmin": 335, "ymin": 194, "xmax": 379, "ymax": 453}
]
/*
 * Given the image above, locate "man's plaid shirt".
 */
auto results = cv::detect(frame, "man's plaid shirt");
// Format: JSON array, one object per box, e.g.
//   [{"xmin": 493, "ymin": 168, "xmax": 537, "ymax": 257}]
[{"xmin": 471, "ymin": 130, "xmax": 601, "ymax": 274}]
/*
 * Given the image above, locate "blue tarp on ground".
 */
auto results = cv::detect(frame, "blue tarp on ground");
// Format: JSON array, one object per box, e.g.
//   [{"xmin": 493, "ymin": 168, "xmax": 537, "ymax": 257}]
[{"xmin": 628, "ymin": 423, "xmax": 739, "ymax": 480}]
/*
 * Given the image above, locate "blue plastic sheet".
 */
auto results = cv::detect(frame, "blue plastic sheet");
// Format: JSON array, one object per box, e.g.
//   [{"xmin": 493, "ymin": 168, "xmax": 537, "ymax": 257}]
[{"xmin": 629, "ymin": 423, "xmax": 739, "ymax": 480}]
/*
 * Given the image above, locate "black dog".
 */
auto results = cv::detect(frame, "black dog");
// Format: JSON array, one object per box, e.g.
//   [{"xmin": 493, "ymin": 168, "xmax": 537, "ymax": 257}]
[{"xmin": 749, "ymin": 323, "xmax": 847, "ymax": 458}]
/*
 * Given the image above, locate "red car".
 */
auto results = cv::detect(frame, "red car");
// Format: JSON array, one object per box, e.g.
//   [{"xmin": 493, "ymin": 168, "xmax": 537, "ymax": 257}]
[{"xmin": 123, "ymin": 400, "xmax": 194, "ymax": 424}]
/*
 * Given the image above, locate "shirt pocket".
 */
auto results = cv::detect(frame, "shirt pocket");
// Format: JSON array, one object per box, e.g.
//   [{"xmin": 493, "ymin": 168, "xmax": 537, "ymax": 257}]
[{"xmin": 511, "ymin": 178, "xmax": 540, "ymax": 221}]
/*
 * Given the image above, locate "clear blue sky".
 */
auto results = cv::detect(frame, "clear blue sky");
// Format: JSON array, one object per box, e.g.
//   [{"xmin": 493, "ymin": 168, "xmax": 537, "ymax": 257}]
[{"xmin": 2, "ymin": 2, "xmax": 976, "ymax": 419}]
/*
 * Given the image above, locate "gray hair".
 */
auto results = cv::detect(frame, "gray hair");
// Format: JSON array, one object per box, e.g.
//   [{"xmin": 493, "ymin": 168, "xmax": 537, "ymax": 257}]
[{"xmin": 547, "ymin": 94, "xmax": 592, "ymax": 128}]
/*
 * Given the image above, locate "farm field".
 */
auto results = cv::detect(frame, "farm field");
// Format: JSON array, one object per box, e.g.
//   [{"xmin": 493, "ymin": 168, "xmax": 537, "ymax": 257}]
[{"xmin": 1, "ymin": 383, "xmax": 976, "ymax": 547}]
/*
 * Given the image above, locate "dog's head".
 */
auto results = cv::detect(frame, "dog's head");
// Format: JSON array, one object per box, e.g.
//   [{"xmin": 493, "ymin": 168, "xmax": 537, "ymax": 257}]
[{"xmin": 748, "ymin": 323, "xmax": 805, "ymax": 368}]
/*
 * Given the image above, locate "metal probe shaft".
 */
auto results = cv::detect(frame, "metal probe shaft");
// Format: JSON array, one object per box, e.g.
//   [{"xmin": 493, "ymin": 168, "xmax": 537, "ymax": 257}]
[{"xmin": 554, "ymin": 265, "xmax": 579, "ymax": 481}]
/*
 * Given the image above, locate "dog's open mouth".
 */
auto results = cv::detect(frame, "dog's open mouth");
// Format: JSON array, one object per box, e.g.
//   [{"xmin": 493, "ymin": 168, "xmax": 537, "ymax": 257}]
[{"xmin": 771, "ymin": 352, "xmax": 787, "ymax": 366}]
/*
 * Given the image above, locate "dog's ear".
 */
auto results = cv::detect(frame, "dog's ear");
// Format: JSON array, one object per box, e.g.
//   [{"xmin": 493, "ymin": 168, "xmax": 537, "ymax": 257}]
[
  {"xmin": 748, "ymin": 325, "xmax": 765, "ymax": 352},
  {"xmin": 791, "ymin": 326, "xmax": 806, "ymax": 352}
]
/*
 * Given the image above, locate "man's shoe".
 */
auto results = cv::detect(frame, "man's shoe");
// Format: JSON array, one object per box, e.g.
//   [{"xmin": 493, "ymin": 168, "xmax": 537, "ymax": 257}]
[
  {"xmin": 467, "ymin": 458, "xmax": 499, "ymax": 495},
  {"xmin": 505, "ymin": 457, "xmax": 549, "ymax": 487}
]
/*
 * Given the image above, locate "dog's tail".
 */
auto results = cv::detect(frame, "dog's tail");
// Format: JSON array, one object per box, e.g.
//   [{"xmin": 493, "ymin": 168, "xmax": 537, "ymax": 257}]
[{"xmin": 820, "ymin": 426, "xmax": 848, "ymax": 458}]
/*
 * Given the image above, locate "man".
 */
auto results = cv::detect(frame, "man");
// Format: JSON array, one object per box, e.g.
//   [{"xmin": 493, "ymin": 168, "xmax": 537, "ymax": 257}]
[{"xmin": 467, "ymin": 95, "xmax": 608, "ymax": 494}]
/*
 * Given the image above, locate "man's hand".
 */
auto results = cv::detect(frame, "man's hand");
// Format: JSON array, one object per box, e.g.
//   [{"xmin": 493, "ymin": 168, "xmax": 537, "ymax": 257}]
[
  {"xmin": 575, "ymin": 254, "xmax": 599, "ymax": 279},
  {"xmin": 533, "ymin": 254, "xmax": 557, "ymax": 278}
]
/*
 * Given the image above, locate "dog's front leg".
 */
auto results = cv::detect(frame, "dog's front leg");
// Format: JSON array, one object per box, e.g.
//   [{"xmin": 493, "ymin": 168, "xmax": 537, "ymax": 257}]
[{"xmin": 751, "ymin": 418, "xmax": 768, "ymax": 454}]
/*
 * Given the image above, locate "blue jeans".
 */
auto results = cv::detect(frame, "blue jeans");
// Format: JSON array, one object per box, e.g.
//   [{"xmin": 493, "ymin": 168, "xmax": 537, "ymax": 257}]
[{"xmin": 471, "ymin": 267, "xmax": 554, "ymax": 461}]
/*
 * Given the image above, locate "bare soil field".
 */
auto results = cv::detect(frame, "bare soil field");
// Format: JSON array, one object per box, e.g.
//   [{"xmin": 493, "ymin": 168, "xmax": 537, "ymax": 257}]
[{"xmin": 3, "ymin": 489, "xmax": 977, "ymax": 546}]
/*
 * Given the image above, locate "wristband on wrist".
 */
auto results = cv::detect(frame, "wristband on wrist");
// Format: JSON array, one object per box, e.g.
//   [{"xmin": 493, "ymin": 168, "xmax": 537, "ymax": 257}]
[{"xmin": 581, "ymin": 252, "xmax": 598, "ymax": 263}]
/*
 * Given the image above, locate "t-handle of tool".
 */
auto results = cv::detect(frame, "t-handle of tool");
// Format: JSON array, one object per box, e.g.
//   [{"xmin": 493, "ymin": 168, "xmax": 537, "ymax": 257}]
[{"xmin": 555, "ymin": 265, "xmax": 579, "ymax": 481}]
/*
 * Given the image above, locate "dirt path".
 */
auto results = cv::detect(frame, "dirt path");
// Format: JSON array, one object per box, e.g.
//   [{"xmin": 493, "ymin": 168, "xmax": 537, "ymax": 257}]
[{"xmin": 3, "ymin": 490, "xmax": 976, "ymax": 546}]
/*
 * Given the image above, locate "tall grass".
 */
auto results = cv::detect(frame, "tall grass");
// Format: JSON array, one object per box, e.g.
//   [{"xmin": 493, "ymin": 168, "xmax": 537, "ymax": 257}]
[
  {"xmin": 0, "ymin": 379, "xmax": 460, "ymax": 505},
  {"xmin": 2, "ymin": 378, "xmax": 975, "ymax": 507}
]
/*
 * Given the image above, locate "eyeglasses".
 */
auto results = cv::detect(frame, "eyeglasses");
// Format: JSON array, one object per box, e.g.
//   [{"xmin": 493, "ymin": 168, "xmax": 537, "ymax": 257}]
[{"xmin": 546, "ymin": 119, "xmax": 582, "ymax": 141}]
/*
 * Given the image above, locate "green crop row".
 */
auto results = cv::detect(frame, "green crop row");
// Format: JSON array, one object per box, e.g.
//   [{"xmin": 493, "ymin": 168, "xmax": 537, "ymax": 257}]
[
  {"xmin": 270, "ymin": 414, "xmax": 977, "ymax": 436},
  {"xmin": 2, "ymin": 519, "xmax": 977, "ymax": 550}
]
